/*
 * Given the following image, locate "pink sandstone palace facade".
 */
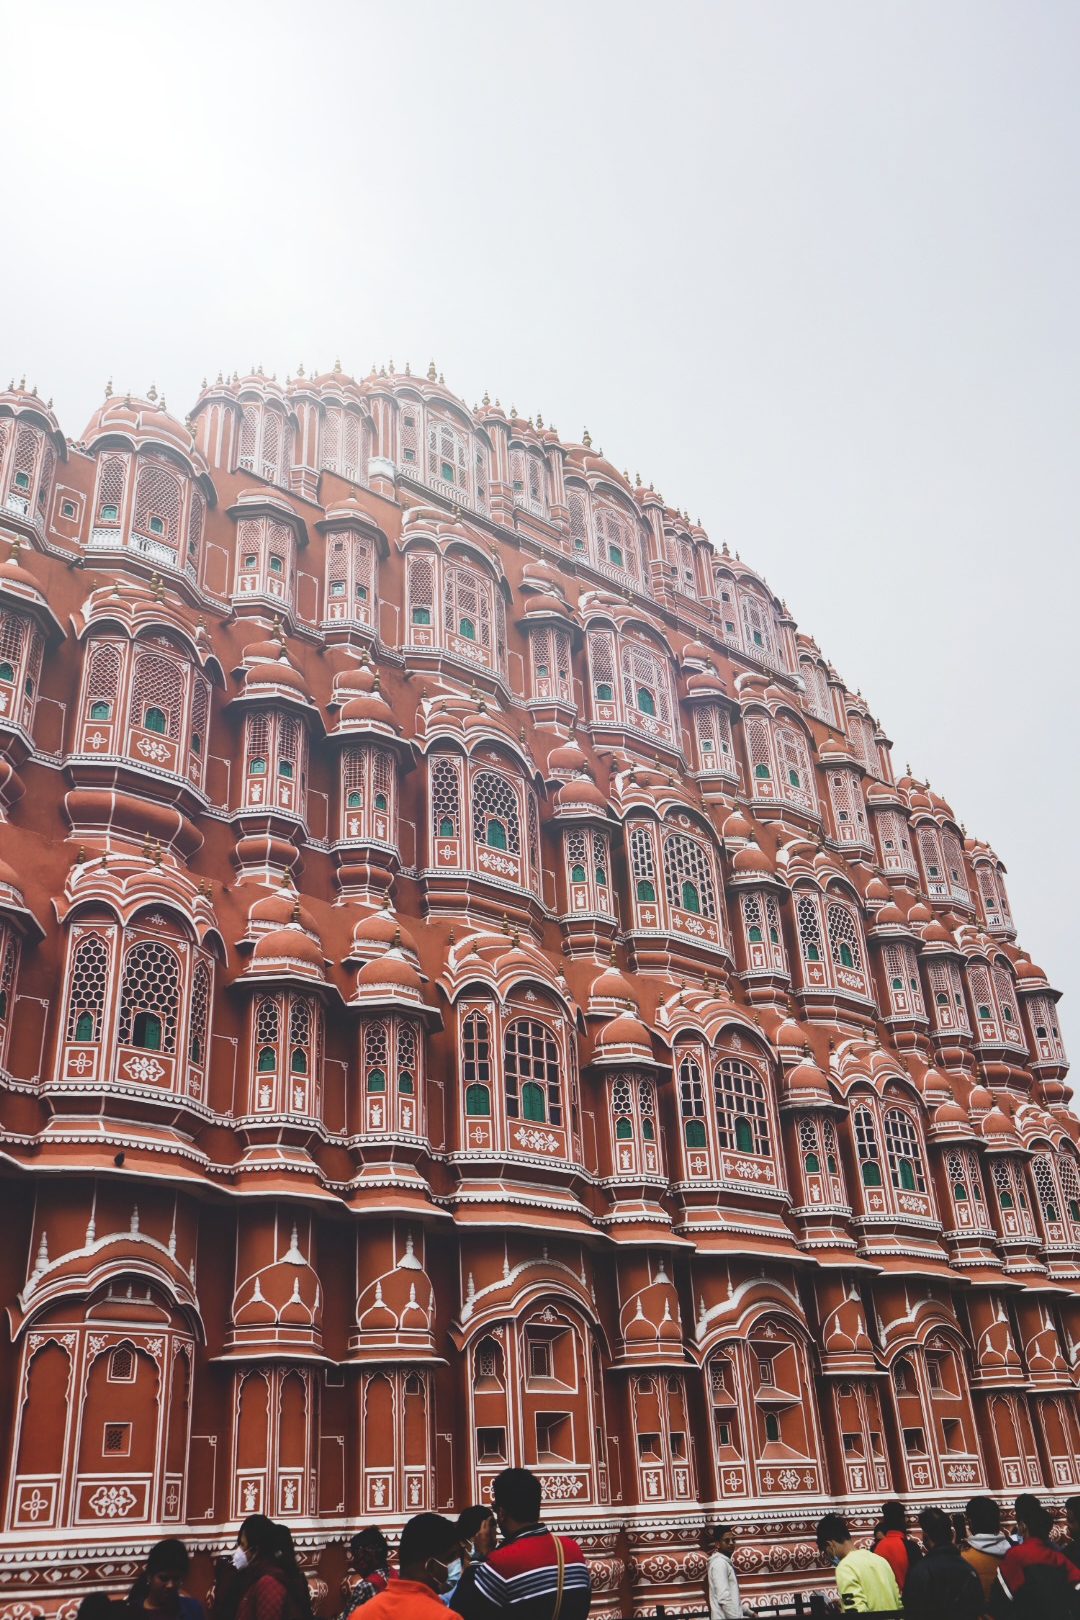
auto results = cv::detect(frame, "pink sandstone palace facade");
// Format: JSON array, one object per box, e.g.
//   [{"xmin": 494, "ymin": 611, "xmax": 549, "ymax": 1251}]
[{"xmin": 0, "ymin": 363, "xmax": 1071, "ymax": 1614}]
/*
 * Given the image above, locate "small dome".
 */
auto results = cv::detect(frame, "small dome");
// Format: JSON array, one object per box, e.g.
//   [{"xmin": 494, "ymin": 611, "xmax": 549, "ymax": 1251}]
[
  {"xmin": 357, "ymin": 951, "xmax": 423, "ymax": 992},
  {"xmin": 907, "ymin": 900, "xmax": 933, "ymax": 924},
  {"xmin": 338, "ymin": 690, "xmax": 397, "ymax": 729},
  {"xmin": 242, "ymin": 638, "xmax": 285, "ymax": 666},
  {"xmin": 933, "ymin": 1098, "xmax": 970, "ymax": 1130},
  {"xmin": 733, "ymin": 840, "xmax": 774, "ymax": 875},
  {"xmin": 982, "ymin": 1106, "xmax": 1017, "ymax": 1140},
  {"xmin": 1015, "ymin": 959, "xmax": 1046, "ymax": 982},
  {"xmin": 908, "ymin": 790, "xmax": 933, "ymax": 811},
  {"xmin": 350, "ymin": 911, "xmax": 420, "ymax": 958},
  {"xmin": 685, "ymin": 670, "xmax": 728, "ymax": 696},
  {"xmin": 244, "ymin": 659, "xmax": 312, "ymax": 700},
  {"xmin": 875, "ymin": 900, "xmax": 906, "ymax": 925},
  {"xmin": 597, "ymin": 1011, "xmax": 653, "ymax": 1052},
  {"xmin": 681, "ymin": 637, "xmax": 713, "ymax": 667},
  {"xmin": 785, "ymin": 1055, "xmax": 831, "ymax": 1101},
  {"xmin": 922, "ymin": 920, "xmax": 953, "ymax": 944},
  {"xmin": 555, "ymin": 777, "xmax": 609, "ymax": 812},
  {"xmin": 248, "ymin": 891, "xmax": 318, "ymax": 935},
  {"xmin": 722, "ymin": 809, "xmax": 753, "ymax": 843},
  {"xmin": 82, "ymin": 394, "xmax": 199, "ymax": 463},
  {"xmin": 524, "ymin": 592, "xmax": 572, "ymax": 619},
  {"xmin": 967, "ymin": 1085, "xmax": 993, "ymax": 1117},
  {"xmin": 775, "ymin": 1018, "xmax": 806, "ymax": 1050},
  {"xmin": 866, "ymin": 877, "xmax": 890, "ymax": 903},
  {"xmin": 589, "ymin": 961, "xmax": 637, "ymax": 1007},
  {"xmin": 251, "ymin": 925, "xmax": 325, "ymax": 976},
  {"xmin": 547, "ymin": 735, "xmax": 588, "ymax": 775}
]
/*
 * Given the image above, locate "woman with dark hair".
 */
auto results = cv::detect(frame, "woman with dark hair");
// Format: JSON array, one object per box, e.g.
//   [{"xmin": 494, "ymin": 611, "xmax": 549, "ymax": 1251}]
[
  {"xmin": 222, "ymin": 1515, "xmax": 301, "ymax": 1620},
  {"xmin": 994, "ymin": 1494, "xmax": 1080, "ymax": 1613},
  {"xmin": 124, "ymin": 1539, "xmax": 204, "ymax": 1620},
  {"xmin": 445, "ymin": 1507, "xmax": 497, "ymax": 1609},
  {"xmin": 273, "ymin": 1525, "xmax": 313, "ymax": 1620}
]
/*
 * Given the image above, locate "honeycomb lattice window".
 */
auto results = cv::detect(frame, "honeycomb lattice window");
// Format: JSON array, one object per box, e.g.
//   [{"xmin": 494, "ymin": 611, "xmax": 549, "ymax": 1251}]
[
  {"xmin": 744, "ymin": 717, "xmax": 773, "ymax": 780},
  {"xmin": 187, "ymin": 488, "xmax": 205, "ymax": 560},
  {"xmin": 629, "ymin": 824, "xmax": 656, "ymax": 897},
  {"xmin": 796, "ymin": 893, "xmax": 824, "ymax": 965},
  {"xmin": 826, "ymin": 903, "xmax": 863, "ymax": 974},
  {"xmin": 108, "ymin": 1345, "xmax": 135, "ymax": 1381},
  {"xmin": 255, "ymin": 997, "xmax": 279, "ymax": 1047},
  {"xmin": 189, "ymin": 675, "xmax": 209, "ymax": 755},
  {"xmin": 612, "ymin": 1076, "xmax": 633, "ymax": 1114},
  {"xmin": 66, "ymin": 933, "xmax": 111, "ymax": 1041},
  {"xmin": 133, "ymin": 462, "xmax": 182, "ymax": 543},
  {"xmin": 117, "ymin": 940, "xmax": 180, "ymax": 1053},
  {"xmin": 189, "ymin": 959, "xmax": 210, "ymax": 1068},
  {"xmin": 128, "ymin": 652, "xmax": 184, "ymax": 739},
  {"xmin": 431, "ymin": 756, "xmax": 461, "ymax": 840},
  {"xmin": 471, "ymin": 771, "xmax": 521, "ymax": 854},
  {"xmin": 713, "ymin": 1058, "xmax": 771, "ymax": 1157},
  {"xmin": 638, "ymin": 1078, "xmax": 655, "ymax": 1119},
  {"xmin": 588, "ymin": 630, "xmax": 615, "ymax": 694},
  {"xmin": 504, "ymin": 1018, "xmax": 561, "ymax": 1126},
  {"xmin": 0, "ymin": 611, "xmax": 26, "ymax": 666},
  {"xmin": 662, "ymin": 832, "xmax": 717, "ymax": 919},
  {"xmin": 86, "ymin": 642, "xmax": 123, "ymax": 711},
  {"xmin": 620, "ymin": 641, "xmax": 672, "ymax": 727}
]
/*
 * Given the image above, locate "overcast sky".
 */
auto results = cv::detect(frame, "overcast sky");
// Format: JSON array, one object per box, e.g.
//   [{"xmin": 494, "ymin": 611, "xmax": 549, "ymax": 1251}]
[{"xmin": 2, "ymin": 1, "xmax": 1076, "ymax": 1032}]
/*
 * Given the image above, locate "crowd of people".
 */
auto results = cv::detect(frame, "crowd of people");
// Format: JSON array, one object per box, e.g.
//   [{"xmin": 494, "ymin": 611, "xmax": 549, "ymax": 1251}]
[
  {"xmin": 66, "ymin": 1483, "xmax": 1080, "ymax": 1620},
  {"xmin": 702, "ymin": 1491, "xmax": 1080, "ymax": 1616},
  {"xmin": 71, "ymin": 1468, "xmax": 590, "ymax": 1620}
]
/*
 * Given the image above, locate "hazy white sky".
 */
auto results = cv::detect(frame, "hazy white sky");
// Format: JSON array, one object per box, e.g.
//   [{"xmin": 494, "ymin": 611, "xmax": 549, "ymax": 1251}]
[{"xmin": 2, "ymin": 2, "xmax": 1076, "ymax": 1029}]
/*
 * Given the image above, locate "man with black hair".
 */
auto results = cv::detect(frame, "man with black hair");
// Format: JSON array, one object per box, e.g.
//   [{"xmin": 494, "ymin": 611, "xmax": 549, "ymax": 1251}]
[
  {"xmin": 815, "ymin": 1513, "xmax": 901, "ymax": 1614},
  {"xmin": 961, "ymin": 1497, "xmax": 1011, "ymax": 1606},
  {"xmin": 902, "ymin": 1507, "xmax": 982, "ymax": 1620},
  {"xmin": 360, "ymin": 1514, "xmax": 463, "ymax": 1620},
  {"xmin": 339, "ymin": 1529, "xmax": 391, "ymax": 1618},
  {"xmin": 454, "ymin": 1468, "xmax": 590, "ymax": 1620},
  {"xmin": 993, "ymin": 1494, "xmax": 1080, "ymax": 1616},
  {"xmin": 876, "ymin": 1500, "xmax": 919, "ymax": 1592},
  {"xmin": 706, "ymin": 1526, "xmax": 743, "ymax": 1619}
]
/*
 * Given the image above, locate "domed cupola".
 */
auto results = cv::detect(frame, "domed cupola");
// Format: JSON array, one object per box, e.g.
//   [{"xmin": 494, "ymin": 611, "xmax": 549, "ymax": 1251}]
[
  {"xmin": 0, "ymin": 382, "xmax": 66, "ymax": 543},
  {"xmin": 226, "ymin": 1213, "xmax": 323, "ymax": 1355}
]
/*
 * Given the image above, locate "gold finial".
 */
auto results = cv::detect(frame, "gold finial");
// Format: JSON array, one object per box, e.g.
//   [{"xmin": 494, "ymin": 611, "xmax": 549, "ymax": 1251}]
[
  {"xmin": 582, "ymin": 427, "xmax": 592, "ymax": 448},
  {"xmin": 482, "ymin": 390, "xmax": 490, "ymax": 406},
  {"xmin": 502, "ymin": 912, "xmax": 510, "ymax": 936},
  {"xmin": 153, "ymin": 841, "xmax": 162, "ymax": 867},
  {"xmin": 512, "ymin": 926, "xmax": 520, "ymax": 947},
  {"xmin": 292, "ymin": 898, "xmax": 301, "ymax": 923},
  {"xmin": 393, "ymin": 925, "xmax": 401, "ymax": 948},
  {"xmin": 536, "ymin": 412, "xmax": 544, "ymax": 428},
  {"xmin": 76, "ymin": 844, "xmax": 85, "ymax": 864},
  {"xmin": 334, "ymin": 356, "xmax": 342, "ymax": 373},
  {"xmin": 143, "ymin": 829, "xmax": 152, "ymax": 859},
  {"xmin": 448, "ymin": 925, "xmax": 455, "ymax": 946},
  {"xmin": 427, "ymin": 360, "xmax": 437, "ymax": 381},
  {"xmin": 104, "ymin": 378, "xmax": 113, "ymax": 397},
  {"xmin": 147, "ymin": 382, "xmax": 158, "ymax": 402}
]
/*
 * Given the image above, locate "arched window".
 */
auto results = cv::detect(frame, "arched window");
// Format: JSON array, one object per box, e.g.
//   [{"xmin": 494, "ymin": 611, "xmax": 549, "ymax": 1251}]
[
  {"xmin": 776, "ymin": 726, "xmax": 815, "ymax": 811},
  {"xmin": 693, "ymin": 704, "xmax": 736, "ymax": 775},
  {"xmin": 289, "ymin": 997, "xmax": 312, "ymax": 1079},
  {"xmin": 133, "ymin": 462, "xmax": 183, "ymax": 549},
  {"xmin": 128, "ymin": 650, "xmax": 185, "ymax": 742},
  {"xmin": 66, "ymin": 933, "xmax": 110, "ymax": 1043},
  {"xmin": 740, "ymin": 592, "xmax": 776, "ymax": 662},
  {"xmin": 662, "ymin": 832, "xmax": 718, "ymax": 920},
  {"xmin": 407, "ymin": 554, "xmax": 435, "ymax": 630},
  {"xmin": 471, "ymin": 771, "xmax": 521, "ymax": 855},
  {"xmin": 826, "ymin": 903, "xmax": 864, "ymax": 977},
  {"xmin": 620, "ymin": 640, "xmax": 674, "ymax": 739},
  {"xmin": 503, "ymin": 1019, "xmax": 561, "ymax": 1127},
  {"xmin": 117, "ymin": 939, "xmax": 180, "ymax": 1055},
  {"xmin": 629, "ymin": 824, "xmax": 658, "ymax": 906},
  {"xmin": 713, "ymin": 1058, "xmax": 771, "ymax": 1157},
  {"xmin": 679, "ymin": 1053, "xmax": 707, "ymax": 1148},
  {"xmin": 884, "ymin": 1108, "xmax": 927, "ymax": 1194},
  {"xmin": 463, "ymin": 1011, "xmax": 491, "ymax": 1118},
  {"xmin": 853, "ymin": 1106, "xmax": 883, "ymax": 1187},
  {"xmin": 795, "ymin": 893, "xmax": 824, "ymax": 965},
  {"xmin": 443, "ymin": 563, "xmax": 494, "ymax": 664},
  {"xmin": 431, "ymin": 755, "xmax": 462, "ymax": 845},
  {"xmin": 94, "ymin": 454, "xmax": 127, "ymax": 525}
]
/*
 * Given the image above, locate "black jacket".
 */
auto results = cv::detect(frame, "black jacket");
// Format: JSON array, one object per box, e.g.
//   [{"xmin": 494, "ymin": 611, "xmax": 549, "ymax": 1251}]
[{"xmin": 903, "ymin": 1543, "xmax": 984, "ymax": 1620}]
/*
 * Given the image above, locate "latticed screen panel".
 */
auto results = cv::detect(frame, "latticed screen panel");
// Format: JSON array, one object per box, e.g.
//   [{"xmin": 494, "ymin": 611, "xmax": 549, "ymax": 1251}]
[
  {"xmin": 567, "ymin": 491, "xmax": 589, "ymax": 554},
  {"xmin": 829, "ymin": 770, "xmax": 863, "ymax": 840},
  {"xmin": 917, "ymin": 827, "xmax": 947, "ymax": 896},
  {"xmin": 85, "ymin": 642, "xmax": 124, "ymax": 710},
  {"xmin": 444, "ymin": 565, "xmax": 492, "ymax": 652},
  {"xmin": 470, "ymin": 771, "xmax": 521, "ymax": 853},
  {"xmin": 503, "ymin": 1018, "xmax": 562, "ymax": 1126},
  {"xmin": 662, "ymin": 833, "xmax": 717, "ymax": 918},
  {"xmin": 66, "ymin": 934, "xmax": 111, "ymax": 1040},
  {"xmin": 96, "ymin": 455, "xmax": 127, "ymax": 521},
  {"xmin": 128, "ymin": 653, "xmax": 185, "ymax": 738},
  {"xmin": 321, "ymin": 407, "xmax": 341, "ymax": 470},
  {"xmin": 620, "ymin": 641, "xmax": 673, "ymax": 730},
  {"xmin": 693, "ymin": 704, "xmax": 735, "ymax": 775},
  {"xmin": 826, "ymin": 903, "xmax": 864, "ymax": 974},
  {"xmin": 776, "ymin": 726, "xmax": 815, "ymax": 810},
  {"xmin": 133, "ymin": 463, "xmax": 183, "ymax": 545},
  {"xmin": 713, "ymin": 1059, "xmax": 771, "ymax": 1156},
  {"xmin": 0, "ymin": 611, "xmax": 26, "ymax": 665},
  {"xmin": 744, "ymin": 717, "xmax": 774, "ymax": 785},
  {"xmin": 740, "ymin": 591, "xmax": 775, "ymax": 661},
  {"xmin": 187, "ymin": 489, "xmax": 205, "ymax": 562},
  {"xmin": 942, "ymin": 832, "xmax": 969, "ymax": 902},
  {"xmin": 796, "ymin": 892, "xmax": 824, "ymax": 966},
  {"xmin": 853, "ymin": 1106, "xmax": 881, "ymax": 1172},
  {"xmin": 628, "ymin": 824, "xmax": 656, "ymax": 891},
  {"xmin": 876, "ymin": 809, "xmax": 917, "ymax": 874},
  {"xmin": 883, "ymin": 1108, "xmax": 927, "ymax": 1192},
  {"xmin": 256, "ymin": 996, "xmax": 280, "ymax": 1046},
  {"xmin": 430, "ymin": 756, "xmax": 462, "ymax": 840},
  {"xmin": 117, "ymin": 941, "xmax": 181, "ymax": 1053},
  {"xmin": 189, "ymin": 960, "xmax": 211, "ymax": 1071}
]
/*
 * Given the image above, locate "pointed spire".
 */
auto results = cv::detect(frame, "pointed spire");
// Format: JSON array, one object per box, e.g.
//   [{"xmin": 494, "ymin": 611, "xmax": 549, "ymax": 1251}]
[
  {"xmin": 130, "ymin": 1205, "xmax": 140, "ymax": 1234},
  {"xmin": 32, "ymin": 1229, "xmax": 48, "ymax": 1277}
]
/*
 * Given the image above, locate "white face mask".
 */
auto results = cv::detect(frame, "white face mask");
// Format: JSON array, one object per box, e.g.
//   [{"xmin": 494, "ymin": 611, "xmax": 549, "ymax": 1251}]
[
  {"xmin": 232, "ymin": 1549, "xmax": 249, "ymax": 1571},
  {"xmin": 446, "ymin": 1558, "xmax": 463, "ymax": 1586}
]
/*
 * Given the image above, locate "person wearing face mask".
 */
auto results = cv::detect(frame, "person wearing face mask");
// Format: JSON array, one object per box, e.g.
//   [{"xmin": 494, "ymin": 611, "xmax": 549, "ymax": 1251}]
[
  {"xmin": 446, "ymin": 1508, "xmax": 499, "ymax": 1609},
  {"xmin": 357, "ymin": 1513, "xmax": 465, "ymax": 1620},
  {"xmin": 124, "ymin": 1540, "xmax": 204, "ymax": 1620},
  {"xmin": 815, "ymin": 1513, "xmax": 901, "ymax": 1614},
  {"xmin": 227, "ymin": 1515, "xmax": 301, "ymax": 1620}
]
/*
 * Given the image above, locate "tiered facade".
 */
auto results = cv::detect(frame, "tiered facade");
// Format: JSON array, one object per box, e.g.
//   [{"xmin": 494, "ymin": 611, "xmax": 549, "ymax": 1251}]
[{"xmin": 0, "ymin": 363, "xmax": 1072, "ymax": 1615}]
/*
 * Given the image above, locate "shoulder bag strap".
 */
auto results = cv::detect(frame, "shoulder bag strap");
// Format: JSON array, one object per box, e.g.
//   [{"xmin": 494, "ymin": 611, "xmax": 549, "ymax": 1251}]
[{"xmin": 551, "ymin": 1533, "xmax": 566, "ymax": 1620}]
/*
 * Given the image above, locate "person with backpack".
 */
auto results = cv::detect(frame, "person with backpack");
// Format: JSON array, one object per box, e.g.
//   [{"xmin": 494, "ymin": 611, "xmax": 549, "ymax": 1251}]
[
  {"xmin": 961, "ymin": 1497, "xmax": 1012, "ymax": 1609},
  {"xmin": 990, "ymin": 1494, "xmax": 1080, "ymax": 1617},
  {"xmin": 902, "ymin": 1507, "xmax": 983, "ymax": 1620},
  {"xmin": 875, "ymin": 1500, "xmax": 921, "ymax": 1591}
]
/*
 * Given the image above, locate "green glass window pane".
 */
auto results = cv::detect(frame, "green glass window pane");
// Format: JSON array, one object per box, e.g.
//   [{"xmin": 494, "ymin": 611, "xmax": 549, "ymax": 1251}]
[
  {"xmin": 615, "ymin": 1117, "xmax": 633, "ymax": 1139},
  {"xmin": 521, "ymin": 1081, "xmax": 546, "ymax": 1122},
  {"xmin": 257, "ymin": 1046, "xmax": 276, "ymax": 1071},
  {"xmin": 367, "ymin": 1068, "xmax": 386, "ymax": 1092},
  {"xmin": 465, "ymin": 1082, "xmax": 490, "ymax": 1116},
  {"xmin": 684, "ymin": 1119, "xmax": 707, "ymax": 1147},
  {"xmin": 637, "ymin": 880, "xmax": 656, "ymax": 902},
  {"xmin": 144, "ymin": 706, "xmax": 166, "ymax": 734}
]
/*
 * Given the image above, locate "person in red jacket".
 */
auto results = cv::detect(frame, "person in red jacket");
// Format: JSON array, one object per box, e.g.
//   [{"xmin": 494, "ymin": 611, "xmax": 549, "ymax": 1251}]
[
  {"xmin": 993, "ymin": 1494, "xmax": 1080, "ymax": 1614},
  {"xmin": 875, "ymin": 1500, "xmax": 919, "ymax": 1592}
]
